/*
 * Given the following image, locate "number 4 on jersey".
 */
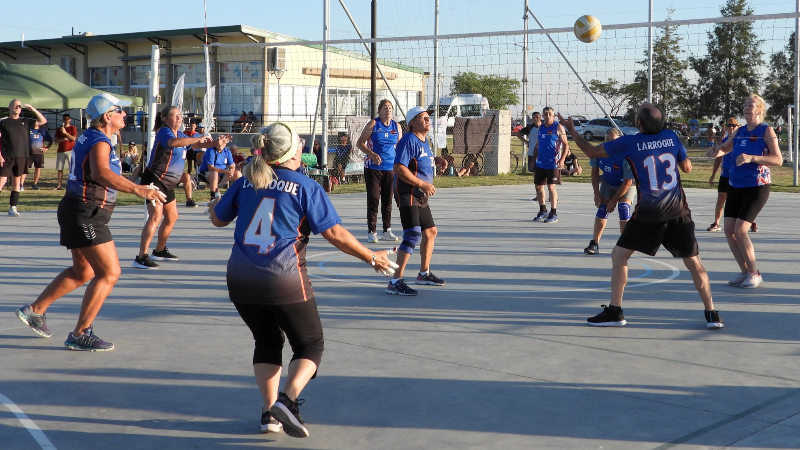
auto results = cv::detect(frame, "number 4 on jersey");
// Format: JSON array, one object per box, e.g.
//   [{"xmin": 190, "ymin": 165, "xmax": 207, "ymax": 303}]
[{"xmin": 244, "ymin": 198, "xmax": 277, "ymax": 254}]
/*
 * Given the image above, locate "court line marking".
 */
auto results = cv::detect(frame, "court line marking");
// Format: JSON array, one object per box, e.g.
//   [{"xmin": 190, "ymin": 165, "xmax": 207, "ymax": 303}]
[
  {"xmin": 0, "ymin": 392, "xmax": 57, "ymax": 450},
  {"xmin": 310, "ymin": 251, "xmax": 681, "ymax": 293}
]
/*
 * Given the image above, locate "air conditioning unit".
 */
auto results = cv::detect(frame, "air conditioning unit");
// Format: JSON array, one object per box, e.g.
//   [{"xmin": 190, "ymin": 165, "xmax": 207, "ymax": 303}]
[
  {"xmin": 59, "ymin": 56, "xmax": 76, "ymax": 78},
  {"xmin": 267, "ymin": 47, "xmax": 287, "ymax": 73}
]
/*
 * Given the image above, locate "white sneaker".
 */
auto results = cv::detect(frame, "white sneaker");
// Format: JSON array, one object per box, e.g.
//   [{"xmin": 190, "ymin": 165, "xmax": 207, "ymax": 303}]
[
  {"xmin": 740, "ymin": 271, "xmax": 763, "ymax": 289},
  {"xmin": 8, "ymin": 206, "xmax": 19, "ymax": 216},
  {"xmin": 19, "ymin": 187, "xmax": 25, "ymax": 192},
  {"xmin": 367, "ymin": 232, "xmax": 378, "ymax": 243},
  {"xmin": 380, "ymin": 229, "xmax": 399, "ymax": 241},
  {"xmin": 728, "ymin": 272, "xmax": 748, "ymax": 286}
]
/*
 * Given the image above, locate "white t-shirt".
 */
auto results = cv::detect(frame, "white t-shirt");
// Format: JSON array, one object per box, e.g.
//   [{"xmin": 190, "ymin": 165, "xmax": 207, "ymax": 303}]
[{"xmin": 526, "ymin": 126, "xmax": 539, "ymax": 156}]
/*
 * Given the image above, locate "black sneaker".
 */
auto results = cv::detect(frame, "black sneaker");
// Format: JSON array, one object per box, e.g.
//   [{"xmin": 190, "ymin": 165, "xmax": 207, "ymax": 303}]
[
  {"xmin": 587, "ymin": 305, "xmax": 626, "ymax": 327},
  {"xmin": 260, "ymin": 409, "xmax": 283, "ymax": 434},
  {"xmin": 32, "ymin": 184, "xmax": 40, "ymax": 190},
  {"xmin": 151, "ymin": 248, "xmax": 179, "ymax": 261},
  {"xmin": 416, "ymin": 271, "xmax": 446, "ymax": 286},
  {"xmin": 705, "ymin": 310, "xmax": 724, "ymax": 329},
  {"xmin": 386, "ymin": 279, "xmax": 418, "ymax": 296},
  {"xmin": 132, "ymin": 254, "xmax": 160, "ymax": 269},
  {"xmin": 185, "ymin": 198, "xmax": 198, "ymax": 208},
  {"xmin": 584, "ymin": 240, "xmax": 599, "ymax": 255},
  {"xmin": 269, "ymin": 392, "xmax": 309, "ymax": 438}
]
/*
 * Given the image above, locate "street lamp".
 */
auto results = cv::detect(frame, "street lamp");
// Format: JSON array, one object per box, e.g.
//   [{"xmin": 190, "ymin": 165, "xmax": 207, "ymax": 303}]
[
  {"xmin": 269, "ymin": 67, "xmax": 286, "ymax": 120},
  {"xmin": 536, "ymin": 57, "xmax": 549, "ymax": 108}
]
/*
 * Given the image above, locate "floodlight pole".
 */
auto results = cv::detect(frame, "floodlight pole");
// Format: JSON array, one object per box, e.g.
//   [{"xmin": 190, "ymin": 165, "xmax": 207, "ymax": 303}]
[{"xmin": 270, "ymin": 68, "xmax": 286, "ymax": 120}]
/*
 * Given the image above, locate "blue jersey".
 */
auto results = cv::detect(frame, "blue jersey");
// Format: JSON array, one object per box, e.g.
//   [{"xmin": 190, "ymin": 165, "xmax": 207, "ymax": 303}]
[
  {"xmin": 366, "ymin": 118, "xmax": 399, "ymax": 171},
  {"xmin": 590, "ymin": 156, "xmax": 633, "ymax": 187},
  {"xmin": 393, "ymin": 132, "xmax": 434, "ymax": 207},
  {"xmin": 199, "ymin": 147, "xmax": 234, "ymax": 173},
  {"xmin": 214, "ymin": 168, "xmax": 342, "ymax": 305},
  {"xmin": 146, "ymin": 127, "xmax": 188, "ymax": 189},
  {"xmin": 66, "ymin": 128, "xmax": 122, "ymax": 210},
  {"xmin": 29, "ymin": 128, "xmax": 53, "ymax": 155},
  {"xmin": 729, "ymin": 123, "xmax": 771, "ymax": 188},
  {"xmin": 604, "ymin": 129, "xmax": 690, "ymax": 222},
  {"xmin": 719, "ymin": 136, "xmax": 734, "ymax": 178},
  {"xmin": 535, "ymin": 122, "xmax": 563, "ymax": 169}
]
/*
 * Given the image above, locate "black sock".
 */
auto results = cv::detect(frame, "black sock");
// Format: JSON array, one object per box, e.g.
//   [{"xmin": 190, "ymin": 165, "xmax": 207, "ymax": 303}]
[
  {"xmin": 539, "ymin": 205, "xmax": 547, "ymax": 213},
  {"xmin": 552, "ymin": 208, "xmax": 557, "ymax": 215},
  {"xmin": 10, "ymin": 191, "xmax": 20, "ymax": 206}
]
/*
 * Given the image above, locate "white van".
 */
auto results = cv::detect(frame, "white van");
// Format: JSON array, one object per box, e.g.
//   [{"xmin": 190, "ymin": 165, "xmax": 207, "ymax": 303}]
[{"xmin": 427, "ymin": 94, "xmax": 490, "ymax": 129}]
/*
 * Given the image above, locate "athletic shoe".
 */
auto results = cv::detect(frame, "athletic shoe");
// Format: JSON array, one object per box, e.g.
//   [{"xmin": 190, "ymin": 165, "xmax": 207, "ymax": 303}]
[
  {"xmin": 64, "ymin": 326, "xmax": 114, "ymax": 351},
  {"xmin": 544, "ymin": 212, "xmax": 558, "ymax": 223},
  {"xmin": 19, "ymin": 186, "xmax": 24, "ymax": 192},
  {"xmin": 132, "ymin": 254, "xmax": 160, "ymax": 269},
  {"xmin": 728, "ymin": 272, "xmax": 748, "ymax": 286},
  {"xmin": 707, "ymin": 223, "xmax": 721, "ymax": 232},
  {"xmin": 15, "ymin": 304, "xmax": 52, "ymax": 338},
  {"xmin": 8, "ymin": 206, "xmax": 19, "ymax": 216},
  {"xmin": 587, "ymin": 305, "xmax": 626, "ymax": 327},
  {"xmin": 386, "ymin": 279, "xmax": 418, "ymax": 296},
  {"xmin": 740, "ymin": 271, "xmax": 763, "ymax": 289},
  {"xmin": 533, "ymin": 210, "xmax": 548, "ymax": 222},
  {"xmin": 367, "ymin": 232, "xmax": 378, "ymax": 243},
  {"xmin": 704, "ymin": 310, "xmax": 724, "ymax": 329},
  {"xmin": 416, "ymin": 271, "xmax": 446, "ymax": 286},
  {"xmin": 269, "ymin": 392, "xmax": 309, "ymax": 438},
  {"xmin": 750, "ymin": 223, "xmax": 759, "ymax": 233},
  {"xmin": 261, "ymin": 410, "xmax": 283, "ymax": 434},
  {"xmin": 584, "ymin": 240, "xmax": 599, "ymax": 255},
  {"xmin": 151, "ymin": 248, "xmax": 179, "ymax": 261},
  {"xmin": 185, "ymin": 199, "xmax": 198, "ymax": 208},
  {"xmin": 32, "ymin": 184, "xmax": 40, "ymax": 190},
  {"xmin": 381, "ymin": 229, "xmax": 399, "ymax": 241}
]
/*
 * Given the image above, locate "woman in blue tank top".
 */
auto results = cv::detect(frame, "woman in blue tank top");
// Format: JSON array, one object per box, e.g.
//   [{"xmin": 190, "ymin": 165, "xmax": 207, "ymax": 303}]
[
  {"xmin": 356, "ymin": 99, "xmax": 403, "ymax": 243},
  {"xmin": 706, "ymin": 94, "xmax": 783, "ymax": 289}
]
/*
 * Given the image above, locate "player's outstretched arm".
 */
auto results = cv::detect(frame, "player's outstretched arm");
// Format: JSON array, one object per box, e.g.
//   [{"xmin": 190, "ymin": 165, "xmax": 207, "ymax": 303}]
[
  {"xmin": 556, "ymin": 113, "xmax": 607, "ymax": 159},
  {"xmin": 321, "ymin": 224, "xmax": 398, "ymax": 276}
]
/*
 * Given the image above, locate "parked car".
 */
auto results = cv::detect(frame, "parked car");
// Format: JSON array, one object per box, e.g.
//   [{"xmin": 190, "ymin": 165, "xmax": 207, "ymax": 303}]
[{"xmin": 581, "ymin": 118, "xmax": 639, "ymax": 140}]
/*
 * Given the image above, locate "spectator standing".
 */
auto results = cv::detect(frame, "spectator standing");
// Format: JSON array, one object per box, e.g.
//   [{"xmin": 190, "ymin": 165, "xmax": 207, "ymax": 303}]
[
  {"xmin": 356, "ymin": 99, "xmax": 402, "ymax": 243},
  {"xmin": 22, "ymin": 123, "xmax": 53, "ymax": 190},
  {"xmin": 515, "ymin": 111, "xmax": 542, "ymax": 172},
  {"xmin": 0, "ymin": 100, "xmax": 47, "ymax": 216},
  {"xmin": 387, "ymin": 106, "xmax": 445, "ymax": 296},
  {"xmin": 53, "ymin": 114, "xmax": 77, "ymax": 190}
]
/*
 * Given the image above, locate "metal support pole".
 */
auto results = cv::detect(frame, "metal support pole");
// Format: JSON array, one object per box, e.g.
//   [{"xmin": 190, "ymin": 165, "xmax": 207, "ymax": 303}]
[
  {"xmin": 794, "ymin": 0, "xmax": 799, "ymax": 185},
  {"xmin": 433, "ymin": 0, "xmax": 439, "ymax": 154},
  {"xmin": 788, "ymin": 105, "xmax": 794, "ymax": 167},
  {"xmin": 522, "ymin": 0, "xmax": 529, "ymax": 127},
  {"xmin": 147, "ymin": 45, "xmax": 160, "ymax": 167},
  {"xmin": 322, "ymin": 0, "xmax": 330, "ymax": 162},
  {"xmin": 370, "ymin": 0, "xmax": 377, "ymax": 118},
  {"xmin": 647, "ymin": 0, "xmax": 653, "ymax": 103}
]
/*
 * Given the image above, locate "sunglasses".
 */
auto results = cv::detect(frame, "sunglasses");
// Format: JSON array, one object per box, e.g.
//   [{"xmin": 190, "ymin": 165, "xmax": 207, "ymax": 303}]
[
  {"xmin": 107, "ymin": 106, "xmax": 124, "ymax": 115},
  {"xmin": 726, "ymin": 124, "xmax": 737, "ymax": 127}
]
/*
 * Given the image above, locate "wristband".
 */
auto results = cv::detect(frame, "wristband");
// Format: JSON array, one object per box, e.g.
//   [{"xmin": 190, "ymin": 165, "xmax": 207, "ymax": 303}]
[{"xmin": 368, "ymin": 252, "xmax": 376, "ymax": 266}]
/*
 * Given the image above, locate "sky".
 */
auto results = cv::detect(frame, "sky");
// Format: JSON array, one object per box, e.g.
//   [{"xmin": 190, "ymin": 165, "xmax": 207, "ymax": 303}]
[{"xmin": 1, "ymin": 0, "xmax": 796, "ymax": 44}]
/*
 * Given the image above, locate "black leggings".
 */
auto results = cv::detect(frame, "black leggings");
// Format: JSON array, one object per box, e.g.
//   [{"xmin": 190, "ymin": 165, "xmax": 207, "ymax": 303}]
[
  {"xmin": 233, "ymin": 298, "xmax": 324, "ymax": 367},
  {"xmin": 365, "ymin": 168, "xmax": 394, "ymax": 233}
]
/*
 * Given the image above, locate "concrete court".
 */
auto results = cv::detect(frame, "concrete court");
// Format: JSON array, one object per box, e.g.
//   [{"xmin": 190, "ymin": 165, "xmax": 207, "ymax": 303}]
[{"xmin": 0, "ymin": 182, "xmax": 799, "ymax": 450}]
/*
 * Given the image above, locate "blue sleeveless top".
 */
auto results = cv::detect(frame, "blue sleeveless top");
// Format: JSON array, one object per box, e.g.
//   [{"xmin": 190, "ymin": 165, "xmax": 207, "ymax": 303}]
[
  {"xmin": 729, "ymin": 123, "xmax": 771, "ymax": 188},
  {"xmin": 366, "ymin": 118, "xmax": 399, "ymax": 171},
  {"xmin": 67, "ymin": 128, "xmax": 121, "ymax": 210},
  {"xmin": 536, "ymin": 122, "xmax": 562, "ymax": 169}
]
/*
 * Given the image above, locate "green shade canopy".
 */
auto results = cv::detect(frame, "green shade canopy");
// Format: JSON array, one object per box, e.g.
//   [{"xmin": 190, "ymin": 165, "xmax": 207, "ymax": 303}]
[{"xmin": 0, "ymin": 62, "xmax": 143, "ymax": 110}]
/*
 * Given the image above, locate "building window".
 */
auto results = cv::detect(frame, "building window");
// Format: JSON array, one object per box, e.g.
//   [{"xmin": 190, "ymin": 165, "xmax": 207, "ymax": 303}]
[{"xmin": 90, "ymin": 66, "xmax": 124, "ymax": 95}]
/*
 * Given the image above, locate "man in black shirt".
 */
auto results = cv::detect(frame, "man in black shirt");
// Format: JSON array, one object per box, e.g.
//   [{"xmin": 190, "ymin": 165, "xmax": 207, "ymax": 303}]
[{"xmin": 0, "ymin": 99, "xmax": 47, "ymax": 216}]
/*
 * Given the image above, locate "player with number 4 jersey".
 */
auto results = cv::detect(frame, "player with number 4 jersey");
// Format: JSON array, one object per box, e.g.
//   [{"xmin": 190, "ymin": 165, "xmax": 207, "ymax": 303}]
[{"xmin": 559, "ymin": 104, "xmax": 723, "ymax": 330}]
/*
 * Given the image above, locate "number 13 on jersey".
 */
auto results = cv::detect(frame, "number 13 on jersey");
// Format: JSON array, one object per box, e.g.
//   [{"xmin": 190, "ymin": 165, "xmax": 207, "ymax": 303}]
[
  {"xmin": 643, "ymin": 153, "xmax": 678, "ymax": 191},
  {"xmin": 244, "ymin": 198, "xmax": 277, "ymax": 254}
]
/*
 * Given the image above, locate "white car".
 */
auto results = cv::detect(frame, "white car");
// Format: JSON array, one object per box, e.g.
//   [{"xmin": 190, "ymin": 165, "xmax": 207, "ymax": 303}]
[{"xmin": 581, "ymin": 118, "xmax": 639, "ymax": 141}]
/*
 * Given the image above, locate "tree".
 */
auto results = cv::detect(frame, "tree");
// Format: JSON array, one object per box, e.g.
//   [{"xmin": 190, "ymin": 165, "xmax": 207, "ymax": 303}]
[
  {"xmin": 763, "ymin": 32, "xmax": 795, "ymax": 124},
  {"xmin": 449, "ymin": 72, "xmax": 520, "ymax": 110},
  {"xmin": 587, "ymin": 78, "xmax": 634, "ymax": 118},
  {"xmin": 688, "ymin": 0, "xmax": 763, "ymax": 119}
]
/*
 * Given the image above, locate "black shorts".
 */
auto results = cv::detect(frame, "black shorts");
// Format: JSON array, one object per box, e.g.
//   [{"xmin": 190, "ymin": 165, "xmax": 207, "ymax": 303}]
[
  {"xmin": 399, "ymin": 205, "xmax": 436, "ymax": 231},
  {"xmin": 0, "ymin": 157, "xmax": 29, "ymax": 177},
  {"xmin": 533, "ymin": 167, "xmax": 560, "ymax": 185},
  {"xmin": 724, "ymin": 184, "xmax": 769, "ymax": 223},
  {"xmin": 717, "ymin": 176, "xmax": 730, "ymax": 193},
  {"xmin": 232, "ymin": 298, "xmax": 324, "ymax": 367},
  {"xmin": 140, "ymin": 170, "xmax": 176, "ymax": 204},
  {"xmin": 616, "ymin": 214, "xmax": 699, "ymax": 258},
  {"xmin": 198, "ymin": 171, "xmax": 223, "ymax": 184},
  {"xmin": 57, "ymin": 195, "xmax": 114, "ymax": 249},
  {"xmin": 28, "ymin": 154, "xmax": 45, "ymax": 169}
]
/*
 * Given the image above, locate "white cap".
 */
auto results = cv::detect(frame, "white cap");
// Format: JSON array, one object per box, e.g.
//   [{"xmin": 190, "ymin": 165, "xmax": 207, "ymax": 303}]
[
  {"xmin": 405, "ymin": 106, "xmax": 433, "ymax": 124},
  {"xmin": 86, "ymin": 92, "xmax": 131, "ymax": 119}
]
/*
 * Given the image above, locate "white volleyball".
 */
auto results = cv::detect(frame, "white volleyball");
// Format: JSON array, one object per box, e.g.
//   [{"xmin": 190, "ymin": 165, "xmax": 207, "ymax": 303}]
[{"xmin": 574, "ymin": 15, "xmax": 602, "ymax": 43}]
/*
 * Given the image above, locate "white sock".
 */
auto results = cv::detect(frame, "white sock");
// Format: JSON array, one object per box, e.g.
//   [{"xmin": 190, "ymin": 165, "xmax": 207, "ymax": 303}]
[{"xmin": 419, "ymin": 271, "xmax": 429, "ymax": 276}]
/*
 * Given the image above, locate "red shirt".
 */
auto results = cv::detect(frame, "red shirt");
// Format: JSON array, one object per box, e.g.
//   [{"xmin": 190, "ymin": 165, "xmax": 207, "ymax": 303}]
[{"xmin": 56, "ymin": 124, "xmax": 77, "ymax": 153}]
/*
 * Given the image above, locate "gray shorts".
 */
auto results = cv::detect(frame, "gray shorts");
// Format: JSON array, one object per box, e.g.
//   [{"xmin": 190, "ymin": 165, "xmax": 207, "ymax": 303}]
[
  {"xmin": 600, "ymin": 181, "xmax": 636, "ymax": 203},
  {"xmin": 56, "ymin": 151, "xmax": 72, "ymax": 171}
]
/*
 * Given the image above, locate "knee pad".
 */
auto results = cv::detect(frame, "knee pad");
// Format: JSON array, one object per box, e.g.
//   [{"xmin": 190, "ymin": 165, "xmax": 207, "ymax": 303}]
[
  {"xmin": 595, "ymin": 204, "xmax": 609, "ymax": 220},
  {"xmin": 618, "ymin": 202, "xmax": 632, "ymax": 221},
  {"xmin": 399, "ymin": 226, "xmax": 422, "ymax": 255}
]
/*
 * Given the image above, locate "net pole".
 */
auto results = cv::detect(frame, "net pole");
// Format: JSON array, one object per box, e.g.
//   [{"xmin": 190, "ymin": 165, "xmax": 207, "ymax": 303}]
[
  {"xmin": 788, "ymin": 105, "xmax": 794, "ymax": 168},
  {"xmin": 647, "ymin": 0, "xmax": 653, "ymax": 103},
  {"xmin": 370, "ymin": 0, "xmax": 377, "ymax": 118},
  {"xmin": 322, "ymin": 0, "xmax": 330, "ymax": 160},
  {"xmin": 521, "ymin": 0, "xmax": 529, "ymax": 174},
  {"xmin": 433, "ymin": 0, "xmax": 439, "ymax": 154},
  {"xmin": 526, "ymin": 7, "xmax": 619, "ymax": 132},
  {"xmin": 794, "ymin": 0, "xmax": 799, "ymax": 185}
]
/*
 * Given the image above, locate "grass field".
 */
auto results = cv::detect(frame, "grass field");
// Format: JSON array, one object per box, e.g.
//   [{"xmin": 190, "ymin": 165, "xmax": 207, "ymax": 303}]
[{"xmin": 3, "ymin": 140, "xmax": 797, "ymax": 211}]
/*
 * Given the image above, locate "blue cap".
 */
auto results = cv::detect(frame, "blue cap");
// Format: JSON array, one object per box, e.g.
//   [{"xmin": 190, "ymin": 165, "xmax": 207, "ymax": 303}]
[{"xmin": 86, "ymin": 92, "xmax": 131, "ymax": 120}]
